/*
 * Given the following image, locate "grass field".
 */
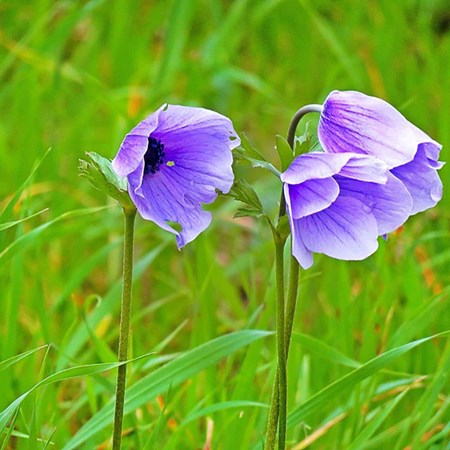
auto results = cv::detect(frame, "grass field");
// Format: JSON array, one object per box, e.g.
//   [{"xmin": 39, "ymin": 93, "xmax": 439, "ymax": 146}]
[{"xmin": 1, "ymin": 0, "xmax": 449, "ymax": 448}]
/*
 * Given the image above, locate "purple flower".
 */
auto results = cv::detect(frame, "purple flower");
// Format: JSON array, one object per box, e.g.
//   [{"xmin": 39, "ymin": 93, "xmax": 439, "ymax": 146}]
[
  {"xmin": 318, "ymin": 90, "xmax": 443, "ymax": 214},
  {"xmin": 281, "ymin": 152, "xmax": 412, "ymax": 269},
  {"xmin": 112, "ymin": 104, "xmax": 240, "ymax": 248}
]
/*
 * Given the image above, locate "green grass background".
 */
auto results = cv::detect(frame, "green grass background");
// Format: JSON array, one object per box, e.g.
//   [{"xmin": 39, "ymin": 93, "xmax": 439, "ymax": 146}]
[{"xmin": 0, "ymin": 0, "xmax": 449, "ymax": 448}]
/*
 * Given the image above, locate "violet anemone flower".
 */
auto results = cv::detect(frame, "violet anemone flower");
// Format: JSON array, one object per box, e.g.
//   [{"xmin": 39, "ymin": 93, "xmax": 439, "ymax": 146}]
[
  {"xmin": 112, "ymin": 104, "xmax": 240, "ymax": 248},
  {"xmin": 281, "ymin": 152, "xmax": 412, "ymax": 269},
  {"xmin": 318, "ymin": 90, "xmax": 444, "ymax": 214}
]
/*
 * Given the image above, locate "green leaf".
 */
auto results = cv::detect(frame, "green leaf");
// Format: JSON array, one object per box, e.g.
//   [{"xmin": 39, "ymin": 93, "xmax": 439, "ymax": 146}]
[
  {"xmin": 238, "ymin": 132, "xmax": 267, "ymax": 161},
  {"xmin": 292, "ymin": 333, "xmax": 360, "ymax": 369},
  {"xmin": 228, "ymin": 179, "xmax": 264, "ymax": 219},
  {"xmin": 287, "ymin": 331, "xmax": 450, "ymax": 428},
  {"xmin": 0, "ymin": 209, "xmax": 48, "ymax": 232},
  {"xmin": 0, "ymin": 353, "xmax": 154, "ymax": 434},
  {"xmin": 234, "ymin": 206, "xmax": 264, "ymax": 219},
  {"xmin": 0, "ymin": 346, "xmax": 48, "ymax": 375},
  {"xmin": 78, "ymin": 151, "xmax": 134, "ymax": 210},
  {"xmin": 63, "ymin": 329, "xmax": 272, "ymax": 450},
  {"xmin": 234, "ymin": 133, "xmax": 281, "ymax": 177},
  {"xmin": 347, "ymin": 389, "xmax": 408, "ymax": 450},
  {"xmin": 182, "ymin": 400, "xmax": 268, "ymax": 426},
  {"xmin": 0, "ymin": 148, "xmax": 51, "ymax": 224},
  {"xmin": 275, "ymin": 135, "xmax": 293, "ymax": 171},
  {"xmin": 0, "ymin": 206, "xmax": 109, "ymax": 265},
  {"xmin": 294, "ymin": 120, "xmax": 313, "ymax": 156}
]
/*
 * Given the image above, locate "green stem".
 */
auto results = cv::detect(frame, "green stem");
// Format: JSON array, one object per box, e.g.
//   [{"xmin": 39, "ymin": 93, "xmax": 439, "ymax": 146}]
[
  {"xmin": 112, "ymin": 207, "xmax": 137, "ymax": 450},
  {"xmin": 266, "ymin": 103, "xmax": 314, "ymax": 449},
  {"xmin": 275, "ymin": 238, "xmax": 287, "ymax": 450},
  {"xmin": 265, "ymin": 187, "xmax": 287, "ymax": 449},
  {"xmin": 284, "ymin": 255, "xmax": 300, "ymax": 358},
  {"xmin": 286, "ymin": 104, "xmax": 322, "ymax": 149},
  {"xmin": 264, "ymin": 255, "xmax": 300, "ymax": 448},
  {"xmin": 265, "ymin": 371, "xmax": 280, "ymax": 450}
]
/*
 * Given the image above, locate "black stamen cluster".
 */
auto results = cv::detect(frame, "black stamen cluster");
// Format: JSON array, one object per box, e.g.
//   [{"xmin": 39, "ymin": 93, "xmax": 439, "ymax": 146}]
[{"xmin": 144, "ymin": 136, "xmax": 165, "ymax": 175}]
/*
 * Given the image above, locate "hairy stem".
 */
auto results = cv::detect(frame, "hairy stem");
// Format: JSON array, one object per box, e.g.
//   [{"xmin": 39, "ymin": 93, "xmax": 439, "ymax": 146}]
[
  {"xmin": 275, "ymin": 238, "xmax": 287, "ymax": 450},
  {"xmin": 284, "ymin": 255, "xmax": 300, "ymax": 358},
  {"xmin": 265, "ymin": 103, "xmax": 314, "ymax": 449},
  {"xmin": 112, "ymin": 207, "xmax": 136, "ymax": 449}
]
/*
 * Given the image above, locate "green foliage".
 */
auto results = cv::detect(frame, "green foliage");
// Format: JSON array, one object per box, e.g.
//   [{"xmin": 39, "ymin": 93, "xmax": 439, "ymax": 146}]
[
  {"xmin": 228, "ymin": 178, "xmax": 265, "ymax": 219},
  {"xmin": 0, "ymin": 0, "xmax": 449, "ymax": 448},
  {"xmin": 234, "ymin": 133, "xmax": 281, "ymax": 177},
  {"xmin": 79, "ymin": 151, "xmax": 134, "ymax": 210},
  {"xmin": 275, "ymin": 135, "xmax": 294, "ymax": 171}
]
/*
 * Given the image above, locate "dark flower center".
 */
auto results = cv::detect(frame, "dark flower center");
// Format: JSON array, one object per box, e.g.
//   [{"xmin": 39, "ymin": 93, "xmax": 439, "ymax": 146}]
[{"xmin": 144, "ymin": 136, "xmax": 165, "ymax": 175}]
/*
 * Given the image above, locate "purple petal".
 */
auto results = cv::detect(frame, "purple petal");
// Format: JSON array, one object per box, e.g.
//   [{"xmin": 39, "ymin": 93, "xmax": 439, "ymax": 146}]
[
  {"xmin": 338, "ymin": 155, "xmax": 388, "ymax": 183},
  {"xmin": 154, "ymin": 104, "xmax": 240, "ymax": 151},
  {"xmin": 336, "ymin": 173, "xmax": 413, "ymax": 235},
  {"xmin": 128, "ymin": 167, "xmax": 213, "ymax": 249},
  {"xmin": 409, "ymin": 123, "xmax": 443, "ymax": 161},
  {"xmin": 281, "ymin": 152, "xmax": 352, "ymax": 184},
  {"xmin": 112, "ymin": 134, "xmax": 149, "ymax": 178},
  {"xmin": 286, "ymin": 177, "xmax": 339, "ymax": 219},
  {"xmin": 151, "ymin": 105, "xmax": 238, "ymax": 195},
  {"xmin": 284, "ymin": 184, "xmax": 314, "ymax": 269},
  {"xmin": 154, "ymin": 134, "xmax": 235, "ymax": 196},
  {"xmin": 298, "ymin": 196, "xmax": 379, "ymax": 261},
  {"xmin": 113, "ymin": 104, "xmax": 239, "ymax": 248},
  {"xmin": 392, "ymin": 143, "xmax": 443, "ymax": 214},
  {"xmin": 128, "ymin": 105, "xmax": 162, "ymax": 137},
  {"xmin": 112, "ymin": 107, "xmax": 164, "ymax": 177},
  {"xmin": 281, "ymin": 152, "xmax": 387, "ymax": 185},
  {"xmin": 318, "ymin": 91, "xmax": 420, "ymax": 168}
]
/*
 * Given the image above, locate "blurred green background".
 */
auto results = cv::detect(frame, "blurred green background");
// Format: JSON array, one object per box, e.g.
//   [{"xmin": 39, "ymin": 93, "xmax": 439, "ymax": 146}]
[{"xmin": 0, "ymin": 0, "xmax": 449, "ymax": 448}]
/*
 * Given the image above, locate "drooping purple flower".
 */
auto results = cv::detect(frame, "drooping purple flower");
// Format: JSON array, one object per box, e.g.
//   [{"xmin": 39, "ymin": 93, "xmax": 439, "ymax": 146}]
[
  {"xmin": 281, "ymin": 152, "xmax": 412, "ymax": 269},
  {"xmin": 318, "ymin": 90, "xmax": 443, "ymax": 214},
  {"xmin": 112, "ymin": 104, "xmax": 240, "ymax": 248}
]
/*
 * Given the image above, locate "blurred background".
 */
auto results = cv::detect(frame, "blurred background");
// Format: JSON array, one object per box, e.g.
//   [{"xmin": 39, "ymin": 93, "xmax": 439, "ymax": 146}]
[{"xmin": 0, "ymin": 0, "xmax": 449, "ymax": 448}]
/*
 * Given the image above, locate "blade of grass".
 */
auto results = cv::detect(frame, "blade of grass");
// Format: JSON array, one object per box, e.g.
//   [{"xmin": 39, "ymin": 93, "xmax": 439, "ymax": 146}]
[
  {"xmin": 63, "ymin": 329, "xmax": 272, "ymax": 450},
  {"xmin": 287, "ymin": 332, "xmax": 449, "ymax": 428}
]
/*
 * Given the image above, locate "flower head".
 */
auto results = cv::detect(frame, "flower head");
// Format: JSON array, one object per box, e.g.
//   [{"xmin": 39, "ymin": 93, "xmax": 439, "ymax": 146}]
[
  {"xmin": 318, "ymin": 90, "xmax": 443, "ymax": 214},
  {"xmin": 281, "ymin": 152, "xmax": 412, "ymax": 269},
  {"xmin": 113, "ymin": 104, "xmax": 240, "ymax": 248}
]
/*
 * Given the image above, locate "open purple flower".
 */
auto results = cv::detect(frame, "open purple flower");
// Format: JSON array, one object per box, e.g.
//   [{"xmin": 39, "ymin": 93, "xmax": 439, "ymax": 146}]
[
  {"xmin": 281, "ymin": 152, "xmax": 412, "ymax": 269},
  {"xmin": 318, "ymin": 90, "xmax": 443, "ymax": 214},
  {"xmin": 112, "ymin": 104, "xmax": 240, "ymax": 248}
]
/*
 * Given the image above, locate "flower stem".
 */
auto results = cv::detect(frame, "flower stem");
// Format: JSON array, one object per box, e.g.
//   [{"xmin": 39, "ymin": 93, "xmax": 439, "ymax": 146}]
[
  {"xmin": 265, "ymin": 104, "xmax": 312, "ymax": 449},
  {"xmin": 264, "ymin": 255, "xmax": 299, "ymax": 449},
  {"xmin": 286, "ymin": 104, "xmax": 322, "ymax": 149},
  {"xmin": 265, "ymin": 371, "xmax": 280, "ymax": 450},
  {"xmin": 275, "ymin": 236, "xmax": 287, "ymax": 449},
  {"xmin": 275, "ymin": 237, "xmax": 287, "ymax": 450},
  {"xmin": 112, "ymin": 207, "xmax": 137, "ymax": 450},
  {"xmin": 284, "ymin": 255, "xmax": 299, "ymax": 358},
  {"xmin": 265, "ymin": 186, "xmax": 287, "ymax": 449}
]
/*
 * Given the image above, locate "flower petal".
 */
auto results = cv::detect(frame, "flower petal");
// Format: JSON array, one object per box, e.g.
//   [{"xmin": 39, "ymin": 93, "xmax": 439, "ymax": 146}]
[
  {"xmin": 336, "ymin": 173, "xmax": 413, "ymax": 235},
  {"xmin": 153, "ymin": 104, "xmax": 240, "ymax": 152},
  {"xmin": 318, "ymin": 90, "xmax": 419, "ymax": 168},
  {"xmin": 281, "ymin": 152, "xmax": 387, "ymax": 185},
  {"xmin": 128, "ymin": 167, "xmax": 213, "ymax": 249},
  {"xmin": 112, "ymin": 134, "xmax": 149, "ymax": 178},
  {"xmin": 151, "ymin": 105, "xmax": 238, "ymax": 195},
  {"xmin": 298, "ymin": 196, "xmax": 379, "ymax": 261},
  {"xmin": 284, "ymin": 184, "xmax": 314, "ymax": 269},
  {"xmin": 392, "ymin": 143, "xmax": 443, "ymax": 214},
  {"xmin": 114, "ymin": 104, "xmax": 239, "ymax": 248},
  {"xmin": 128, "ymin": 105, "xmax": 163, "ymax": 137},
  {"xmin": 287, "ymin": 177, "xmax": 339, "ymax": 219},
  {"xmin": 281, "ymin": 152, "xmax": 352, "ymax": 184},
  {"xmin": 338, "ymin": 155, "xmax": 388, "ymax": 183}
]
